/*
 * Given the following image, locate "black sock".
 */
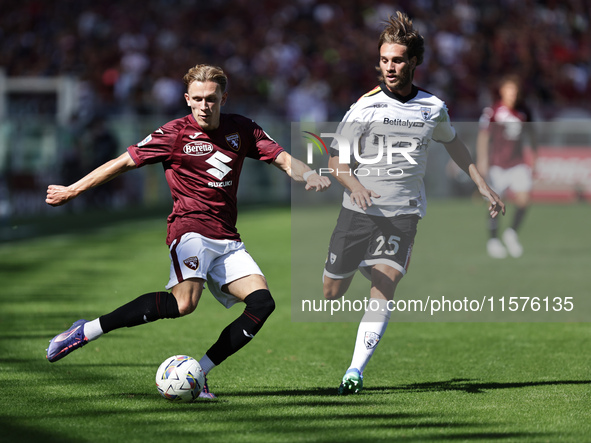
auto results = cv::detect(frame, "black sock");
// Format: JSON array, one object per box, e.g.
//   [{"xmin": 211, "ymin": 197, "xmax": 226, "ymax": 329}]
[
  {"xmin": 99, "ymin": 292, "xmax": 180, "ymax": 333},
  {"xmin": 206, "ymin": 289, "xmax": 275, "ymax": 366},
  {"xmin": 512, "ymin": 207, "xmax": 527, "ymax": 232},
  {"xmin": 488, "ymin": 215, "xmax": 499, "ymax": 239}
]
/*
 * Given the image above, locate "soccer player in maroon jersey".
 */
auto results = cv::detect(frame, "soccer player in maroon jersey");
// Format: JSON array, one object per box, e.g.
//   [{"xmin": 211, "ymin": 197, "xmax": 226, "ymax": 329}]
[
  {"xmin": 477, "ymin": 75, "xmax": 537, "ymax": 258},
  {"xmin": 45, "ymin": 64, "xmax": 330, "ymax": 398}
]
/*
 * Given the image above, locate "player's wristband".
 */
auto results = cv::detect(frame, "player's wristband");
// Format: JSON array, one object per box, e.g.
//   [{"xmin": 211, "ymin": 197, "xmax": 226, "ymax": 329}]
[{"xmin": 303, "ymin": 170, "xmax": 317, "ymax": 181}]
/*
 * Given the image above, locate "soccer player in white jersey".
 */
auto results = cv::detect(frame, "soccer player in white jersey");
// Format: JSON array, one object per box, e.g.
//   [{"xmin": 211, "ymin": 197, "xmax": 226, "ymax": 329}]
[
  {"xmin": 45, "ymin": 64, "xmax": 330, "ymax": 398},
  {"xmin": 322, "ymin": 12, "xmax": 505, "ymax": 395}
]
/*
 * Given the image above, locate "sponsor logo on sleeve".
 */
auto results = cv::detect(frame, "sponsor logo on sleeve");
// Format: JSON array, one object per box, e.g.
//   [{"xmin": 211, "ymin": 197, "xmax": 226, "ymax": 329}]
[{"xmin": 137, "ymin": 134, "xmax": 152, "ymax": 147}]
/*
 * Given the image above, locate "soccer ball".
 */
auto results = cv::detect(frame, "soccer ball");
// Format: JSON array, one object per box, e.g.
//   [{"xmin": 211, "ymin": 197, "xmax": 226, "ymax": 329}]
[{"xmin": 155, "ymin": 355, "xmax": 205, "ymax": 402}]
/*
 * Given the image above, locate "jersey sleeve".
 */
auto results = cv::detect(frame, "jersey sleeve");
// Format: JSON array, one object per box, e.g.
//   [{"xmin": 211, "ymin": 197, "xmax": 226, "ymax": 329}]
[
  {"xmin": 432, "ymin": 103, "xmax": 457, "ymax": 143},
  {"xmin": 248, "ymin": 120, "xmax": 285, "ymax": 163},
  {"xmin": 127, "ymin": 121, "xmax": 180, "ymax": 167}
]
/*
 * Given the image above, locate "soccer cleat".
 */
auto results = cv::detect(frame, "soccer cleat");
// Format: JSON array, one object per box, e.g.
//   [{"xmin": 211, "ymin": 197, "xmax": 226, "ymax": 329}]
[
  {"xmin": 198, "ymin": 377, "xmax": 217, "ymax": 399},
  {"xmin": 46, "ymin": 319, "xmax": 89, "ymax": 363},
  {"xmin": 502, "ymin": 228, "xmax": 523, "ymax": 258},
  {"xmin": 487, "ymin": 238, "xmax": 507, "ymax": 259},
  {"xmin": 338, "ymin": 368, "xmax": 363, "ymax": 395}
]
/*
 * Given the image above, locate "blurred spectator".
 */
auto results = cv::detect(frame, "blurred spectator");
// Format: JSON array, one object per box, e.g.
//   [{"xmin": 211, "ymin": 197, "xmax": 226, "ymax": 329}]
[
  {"xmin": 287, "ymin": 74, "xmax": 330, "ymax": 122},
  {"xmin": 151, "ymin": 66, "xmax": 185, "ymax": 117},
  {"xmin": 0, "ymin": 0, "xmax": 589, "ymax": 121},
  {"xmin": 78, "ymin": 116, "xmax": 119, "ymax": 208}
]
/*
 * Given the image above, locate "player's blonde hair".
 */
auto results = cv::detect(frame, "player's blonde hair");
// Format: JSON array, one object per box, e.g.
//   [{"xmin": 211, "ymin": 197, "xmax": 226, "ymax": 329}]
[
  {"xmin": 378, "ymin": 12, "xmax": 424, "ymax": 66},
  {"xmin": 183, "ymin": 64, "xmax": 228, "ymax": 92}
]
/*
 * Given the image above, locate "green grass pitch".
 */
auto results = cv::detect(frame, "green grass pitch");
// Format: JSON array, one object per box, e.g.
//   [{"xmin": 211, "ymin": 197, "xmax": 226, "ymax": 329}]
[{"xmin": 0, "ymin": 200, "xmax": 589, "ymax": 442}]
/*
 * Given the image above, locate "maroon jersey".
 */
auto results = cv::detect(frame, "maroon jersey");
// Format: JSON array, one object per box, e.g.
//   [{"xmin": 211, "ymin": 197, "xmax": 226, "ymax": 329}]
[
  {"xmin": 479, "ymin": 102, "xmax": 532, "ymax": 169},
  {"xmin": 127, "ymin": 113, "xmax": 284, "ymax": 244}
]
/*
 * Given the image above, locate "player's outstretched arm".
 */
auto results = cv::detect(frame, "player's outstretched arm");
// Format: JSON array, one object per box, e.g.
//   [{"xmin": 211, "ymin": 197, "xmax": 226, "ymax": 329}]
[
  {"xmin": 327, "ymin": 155, "xmax": 380, "ymax": 211},
  {"xmin": 46, "ymin": 152, "xmax": 137, "ymax": 207},
  {"xmin": 272, "ymin": 151, "xmax": 331, "ymax": 192},
  {"xmin": 444, "ymin": 137, "xmax": 505, "ymax": 218},
  {"xmin": 475, "ymin": 128, "xmax": 490, "ymax": 178}
]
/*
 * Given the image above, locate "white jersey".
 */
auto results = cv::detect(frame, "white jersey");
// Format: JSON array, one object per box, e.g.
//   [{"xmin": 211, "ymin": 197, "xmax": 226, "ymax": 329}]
[{"xmin": 332, "ymin": 84, "xmax": 456, "ymax": 218}]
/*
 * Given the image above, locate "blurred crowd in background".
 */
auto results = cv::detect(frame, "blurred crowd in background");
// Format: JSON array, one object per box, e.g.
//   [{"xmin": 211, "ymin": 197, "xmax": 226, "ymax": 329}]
[
  {"xmin": 0, "ymin": 0, "xmax": 589, "ymax": 225},
  {"xmin": 1, "ymin": 0, "xmax": 590, "ymax": 123}
]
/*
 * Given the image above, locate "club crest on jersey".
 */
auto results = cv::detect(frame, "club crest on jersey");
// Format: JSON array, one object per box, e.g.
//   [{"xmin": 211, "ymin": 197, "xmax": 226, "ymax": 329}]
[
  {"xmin": 420, "ymin": 107, "xmax": 431, "ymax": 120},
  {"xmin": 225, "ymin": 133, "xmax": 241, "ymax": 151},
  {"xmin": 183, "ymin": 256, "xmax": 200, "ymax": 270},
  {"xmin": 364, "ymin": 331, "xmax": 380, "ymax": 349},
  {"xmin": 183, "ymin": 141, "xmax": 213, "ymax": 156}
]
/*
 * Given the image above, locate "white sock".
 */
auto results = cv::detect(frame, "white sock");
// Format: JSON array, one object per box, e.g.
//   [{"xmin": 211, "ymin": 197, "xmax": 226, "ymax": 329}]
[
  {"xmin": 348, "ymin": 298, "xmax": 391, "ymax": 374},
  {"xmin": 199, "ymin": 354, "xmax": 216, "ymax": 375},
  {"xmin": 83, "ymin": 318, "xmax": 104, "ymax": 342}
]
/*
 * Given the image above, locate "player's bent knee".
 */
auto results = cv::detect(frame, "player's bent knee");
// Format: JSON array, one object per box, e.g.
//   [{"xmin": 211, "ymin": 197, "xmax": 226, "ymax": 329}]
[
  {"xmin": 323, "ymin": 279, "xmax": 347, "ymax": 300},
  {"xmin": 323, "ymin": 287, "xmax": 340, "ymax": 300},
  {"xmin": 171, "ymin": 279, "xmax": 203, "ymax": 316},
  {"xmin": 172, "ymin": 293, "xmax": 199, "ymax": 316},
  {"xmin": 244, "ymin": 289, "xmax": 275, "ymax": 322},
  {"xmin": 175, "ymin": 299, "xmax": 195, "ymax": 316}
]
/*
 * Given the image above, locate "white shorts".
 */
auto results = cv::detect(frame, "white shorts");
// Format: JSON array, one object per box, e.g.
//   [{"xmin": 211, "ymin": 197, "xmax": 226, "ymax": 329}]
[
  {"xmin": 489, "ymin": 164, "xmax": 533, "ymax": 195},
  {"xmin": 166, "ymin": 232, "xmax": 264, "ymax": 308}
]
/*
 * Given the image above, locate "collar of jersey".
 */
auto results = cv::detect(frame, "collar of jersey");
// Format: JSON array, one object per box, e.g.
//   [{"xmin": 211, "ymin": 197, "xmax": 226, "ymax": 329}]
[{"xmin": 379, "ymin": 83, "xmax": 419, "ymax": 103}]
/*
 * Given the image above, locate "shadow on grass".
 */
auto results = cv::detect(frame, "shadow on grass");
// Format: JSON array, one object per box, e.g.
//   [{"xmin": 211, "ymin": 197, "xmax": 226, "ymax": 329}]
[
  {"xmin": 95, "ymin": 392, "xmax": 555, "ymax": 442},
  {"xmin": 218, "ymin": 378, "xmax": 591, "ymax": 397},
  {"xmin": 0, "ymin": 417, "xmax": 77, "ymax": 443},
  {"xmin": 1, "ymin": 382, "xmax": 563, "ymax": 443},
  {"xmin": 377, "ymin": 378, "xmax": 591, "ymax": 394}
]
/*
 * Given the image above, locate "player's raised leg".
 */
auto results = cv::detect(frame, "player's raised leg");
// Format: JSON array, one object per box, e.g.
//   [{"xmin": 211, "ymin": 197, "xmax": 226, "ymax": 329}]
[{"xmin": 46, "ymin": 281, "xmax": 200, "ymax": 362}]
